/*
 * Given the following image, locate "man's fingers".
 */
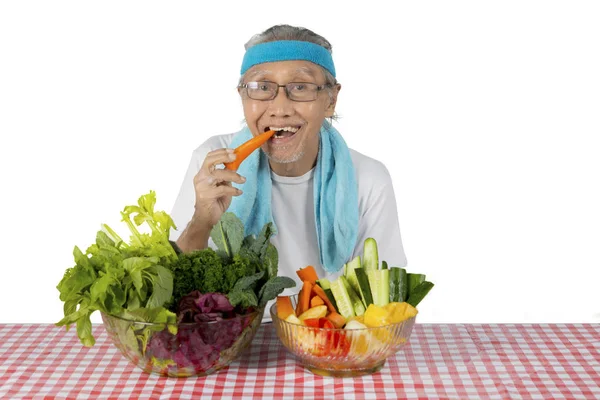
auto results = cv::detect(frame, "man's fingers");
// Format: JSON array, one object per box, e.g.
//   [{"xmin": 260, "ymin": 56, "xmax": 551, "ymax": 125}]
[
  {"xmin": 210, "ymin": 169, "xmax": 246, "ymax": 185},
  {"xmin": 195, "ymin": 171, "xmax": 246, "ymax": 188},
  {"xmin": 202, "ymin": 149, "xmax": 237, "ymax": 172},
  {"xmin": 195, "ymin": 182, "xmax": 242, "ymax": 200},
  {"xmin": 212, "ymin": 185, "xmax": 243, "ymax": 198},
  {"xmin": 192, "ymin": 148, "xmax": 244, "ymax": 204}
]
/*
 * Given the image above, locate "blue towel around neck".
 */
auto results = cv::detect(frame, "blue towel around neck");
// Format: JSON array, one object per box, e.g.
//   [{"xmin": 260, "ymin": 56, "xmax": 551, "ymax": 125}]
[{"xmin": 227, "ymin": 123, "xmax": 358, "ymax": 274}]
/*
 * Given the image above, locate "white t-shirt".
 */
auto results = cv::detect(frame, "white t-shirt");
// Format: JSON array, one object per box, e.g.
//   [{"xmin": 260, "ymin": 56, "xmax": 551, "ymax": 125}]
[{"xmin": 170, "ymin": 133, "xmax": 408, "ymax": 319}]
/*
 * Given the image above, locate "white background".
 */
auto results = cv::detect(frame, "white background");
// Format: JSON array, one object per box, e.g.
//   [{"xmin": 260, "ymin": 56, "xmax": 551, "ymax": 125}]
[{"xmin": 1, "ymin": 1, "xmax": 599, "ymax": 324}]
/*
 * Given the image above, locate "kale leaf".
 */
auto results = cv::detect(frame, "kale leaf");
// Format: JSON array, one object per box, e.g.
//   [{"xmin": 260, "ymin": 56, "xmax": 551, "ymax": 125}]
[
  {"xmin": 210, "ymin": 212, "xmax": 244, "ymax": 259},
  {"xmin": 258, "ymin": 276, "xmax": 296, "ymax": 308}
]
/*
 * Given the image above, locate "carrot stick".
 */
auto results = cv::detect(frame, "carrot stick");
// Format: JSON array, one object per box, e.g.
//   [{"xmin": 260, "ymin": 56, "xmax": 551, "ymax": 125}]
[
  {"xmin": 310, "ymin": 295, "xmax": 325, "ymax": 308},
  {"xmin": 311, "ymin": 284, "xmax": 337, "ymax": 314},
  {"xmin": 224, "ymin": 130, "xmax": 276, "ymax": 171},
  {"xmin": 296, "ymin": 281, "xmax": 313, "ymax": 316},
  {"xmin": 296, "ymin": 266, "xmax": 319, "ymax": 285}
]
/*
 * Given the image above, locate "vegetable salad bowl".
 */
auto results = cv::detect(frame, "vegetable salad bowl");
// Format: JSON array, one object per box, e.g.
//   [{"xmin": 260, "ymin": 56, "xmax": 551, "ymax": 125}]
[
  {"xmin": 101, "ymin": 308, "xmax": 263, "ymax": 377},
  {"xmin": 270, "ymin": 299, "xmax": 416, "ymax": 377}
]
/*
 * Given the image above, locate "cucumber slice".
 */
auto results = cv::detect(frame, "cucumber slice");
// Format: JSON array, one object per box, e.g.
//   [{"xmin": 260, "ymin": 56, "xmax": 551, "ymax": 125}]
[
  {"xmin": 344, "ymin": 256, "xmax": 362, "ymax": 299},
  {"xmin": 352, "ymin": 296, "xmax": 366, "ymax": 316},
  {"xmin": 407, "ymin": 273, "xmax": 426, "ymax": 296},
  {"xmin": 363, "ymin": 238, "xmax": 379, "ymax": 273},
  {"xmin": 389, "ymin": 267, "xmax": 407, "ymax": 302},
  {"xmin": 316, "ymin": 278, "xmax": 338, "ymax": 310},
  {"xmin": 341, "ymin": 275, "xmax": 366, "ymax": 316},
  {"xmin": 406, "ymin": 281, "xmax": 434, "ymax": 307},
  {"xmin": 316, "ymin": 278, "xmax": 331, "ymax": 290},
  {"xmin": 330, "ymin": 277, "xmax": 355, "ymax": 319},
  {"xmin": 367, "ymin": 268, "xmax": 390, "ymax": 306},
  {"xmin": 354, "ymin": 267, "xmax": 374, "ymax": 306},
  {"xmin": 399, "ymin": 268, "xmax": 408, "ymax": 302},
  {"xmin": 324, "ymin": 288, "xmax": 338, "ymax": 311}
]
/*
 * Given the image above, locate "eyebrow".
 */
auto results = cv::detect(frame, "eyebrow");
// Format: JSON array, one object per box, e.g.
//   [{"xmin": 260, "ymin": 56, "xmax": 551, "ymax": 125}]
[
  {"xmin": 245, "ymin": 69, "xmax": 271, "ymax": 80},
  {"xmin": 293, "ymin": 66, "xmax": 318, "ymax": 78}
]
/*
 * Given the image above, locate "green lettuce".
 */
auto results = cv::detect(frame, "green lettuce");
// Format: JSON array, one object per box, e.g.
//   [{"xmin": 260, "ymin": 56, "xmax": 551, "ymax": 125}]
[{"xmin": 56, "ymin": 191, "xmax": 178, "ymax": 347}]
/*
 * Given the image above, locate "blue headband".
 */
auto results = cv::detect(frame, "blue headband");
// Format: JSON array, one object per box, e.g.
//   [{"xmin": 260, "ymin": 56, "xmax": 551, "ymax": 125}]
[{"xmin": 240, "ymin": 40, "xmax": 336, "ymax": 78}]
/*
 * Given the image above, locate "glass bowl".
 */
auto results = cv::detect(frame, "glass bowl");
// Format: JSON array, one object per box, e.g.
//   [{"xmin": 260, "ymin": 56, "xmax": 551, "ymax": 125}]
[
  {"xmin": 101, "ymin": 308, "xmax": 263, "ymax": 377},
  {"xmin": 270, "ymin": 296, "xmax": 416, "ymax": 377}
]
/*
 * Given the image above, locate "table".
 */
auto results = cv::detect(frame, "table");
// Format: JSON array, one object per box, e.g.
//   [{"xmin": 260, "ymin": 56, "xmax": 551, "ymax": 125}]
[{"xmin": 1, "ymin": 323, "xmax": 598, "ymax": 399}]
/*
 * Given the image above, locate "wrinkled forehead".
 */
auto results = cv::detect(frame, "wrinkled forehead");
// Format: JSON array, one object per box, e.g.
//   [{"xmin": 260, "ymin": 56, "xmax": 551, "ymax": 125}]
[{"xmin": 243, "ymin": 61, "xmax": 325, "ymax": 82}]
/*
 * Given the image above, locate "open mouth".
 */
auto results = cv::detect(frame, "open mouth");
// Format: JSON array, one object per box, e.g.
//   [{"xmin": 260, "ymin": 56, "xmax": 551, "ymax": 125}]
[{"xmin": 265, "ymin": 126, "xmax": 301, "ymax": 140}]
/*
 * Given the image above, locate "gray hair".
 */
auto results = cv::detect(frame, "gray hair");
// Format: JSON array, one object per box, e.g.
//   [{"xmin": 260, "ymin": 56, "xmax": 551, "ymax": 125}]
[{"xmin": 239, "ymin": 24, "xmax": 340, "ymax": 122}]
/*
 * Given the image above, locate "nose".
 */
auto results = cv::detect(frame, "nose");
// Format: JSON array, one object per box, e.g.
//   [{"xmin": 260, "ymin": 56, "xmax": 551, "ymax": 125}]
[{"xmin": 268, "ymin": 86, "xmax": 295, "ymax": 118}]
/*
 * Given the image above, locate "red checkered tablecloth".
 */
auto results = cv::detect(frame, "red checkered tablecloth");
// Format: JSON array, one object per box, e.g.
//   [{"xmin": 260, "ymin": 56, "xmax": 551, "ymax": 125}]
[{"xmin": 0, "ymin": 323, "xmax": 598, "ymax": 399}]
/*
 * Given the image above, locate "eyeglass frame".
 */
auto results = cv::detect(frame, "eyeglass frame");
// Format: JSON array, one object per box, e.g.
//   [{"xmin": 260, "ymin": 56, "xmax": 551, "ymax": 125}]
[{"xmin": 238, "ymin": 81, "xmax": 332, "ymax": 102}]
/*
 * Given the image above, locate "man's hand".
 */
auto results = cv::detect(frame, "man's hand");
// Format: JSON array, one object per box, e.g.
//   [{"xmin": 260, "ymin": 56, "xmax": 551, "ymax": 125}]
[{"xmin": 176, "ymin": 148, "xmax": 246, "ymax": 252}]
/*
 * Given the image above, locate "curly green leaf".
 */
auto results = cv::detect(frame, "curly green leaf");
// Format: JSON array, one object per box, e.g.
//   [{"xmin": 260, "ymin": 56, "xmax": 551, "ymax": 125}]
[{"xmin": 258, "ymin": 276, "xmax": 296, "ymax": 308}]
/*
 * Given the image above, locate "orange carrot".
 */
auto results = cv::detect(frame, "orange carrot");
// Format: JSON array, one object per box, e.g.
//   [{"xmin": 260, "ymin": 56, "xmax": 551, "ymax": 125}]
[
  {"xmin": 310, "ymin": 295, "xmax": 325, "ymax": 308},
  {"xmin": 311, "ymin": 284, "xmax": 337, "ymax": 314},
  {"xmin": 224, "ymin": 130, "xmax": 276, "ymax": 171},
  {"xmin": 296, "ymin": 266, "xmax": 319, "ymax": 285},
  {"xmin": 276, "ymin": 296, "xmax": 295, "ymax": 320},
  {"xmin": 325, "ymin": 311, "xmax": 346, "ymax": 329},
  {"xmin": 296, "ymin": 281, "xmax": 313, "ymax": 316}
]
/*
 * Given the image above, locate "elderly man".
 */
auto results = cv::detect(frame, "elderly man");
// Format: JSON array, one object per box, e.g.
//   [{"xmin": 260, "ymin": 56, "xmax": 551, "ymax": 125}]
[{"xmin": 170, "ymin": 25, "xmax": 407, "ymax": 290}]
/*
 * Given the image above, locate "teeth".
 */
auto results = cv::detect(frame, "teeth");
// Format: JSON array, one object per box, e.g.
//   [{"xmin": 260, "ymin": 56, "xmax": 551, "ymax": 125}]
[{"xmin": 269, "ymin": 126, "xmax": 299, "ymax": 133}]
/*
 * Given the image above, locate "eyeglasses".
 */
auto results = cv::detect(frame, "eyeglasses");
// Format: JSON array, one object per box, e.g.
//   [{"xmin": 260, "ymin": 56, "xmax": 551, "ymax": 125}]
[{"xmin": 239, "ymin": 81, "xmax": 330, "ymax": 102}]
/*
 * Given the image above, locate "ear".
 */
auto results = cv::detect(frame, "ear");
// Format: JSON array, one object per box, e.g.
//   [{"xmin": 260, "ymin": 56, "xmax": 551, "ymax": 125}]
[{"xmin": 324, "ymin": 83, "xmax": 341, "ymax": 118}]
